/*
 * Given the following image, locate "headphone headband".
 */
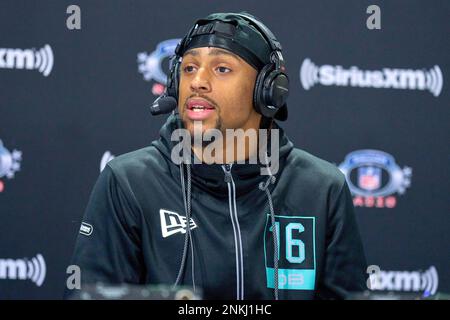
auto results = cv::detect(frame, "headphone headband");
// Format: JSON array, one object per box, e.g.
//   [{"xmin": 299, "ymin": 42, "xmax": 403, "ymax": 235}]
[
  {"xmin": 176, "ymin": 13, "xmax": 283, "ymax": 64},
  {"xmin": 232, "ymin": 13, "xmax": 282, "ymax": 53}
]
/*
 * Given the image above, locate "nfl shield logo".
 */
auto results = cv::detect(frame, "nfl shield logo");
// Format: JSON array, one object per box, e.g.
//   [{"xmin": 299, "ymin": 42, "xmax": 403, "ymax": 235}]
[{"xmin": 358, "ymin": 166, "xmax": 381, "ymax": 191}]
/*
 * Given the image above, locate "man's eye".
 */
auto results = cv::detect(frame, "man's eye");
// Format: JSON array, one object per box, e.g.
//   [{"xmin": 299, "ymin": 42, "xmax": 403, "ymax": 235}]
[
  {"xmin": 183, "ymin": 66, "xmax": 195, "ymax": 73},
  {"xmin": 217, "ymin": 66, "xmax": 231, "ymax": 73}
]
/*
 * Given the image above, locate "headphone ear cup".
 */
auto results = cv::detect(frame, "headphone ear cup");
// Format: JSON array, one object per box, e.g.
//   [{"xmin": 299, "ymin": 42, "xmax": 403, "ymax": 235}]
[
  {"xmin": 264, "ymin": 71, "xmax": 289, "ymax": 109},
  {"xmin": 253, "ymin": 63, "xmax": 274, "ymax": 116}
]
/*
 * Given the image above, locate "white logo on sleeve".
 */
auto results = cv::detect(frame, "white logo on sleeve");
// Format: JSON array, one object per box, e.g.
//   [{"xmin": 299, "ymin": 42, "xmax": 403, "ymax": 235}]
[
  {"xmin": 79, "ymin": 222, "xmax": 93, "ymax": 236},
  {"xmin": 160, "ymin": 209, "xmax": 197, "ymax": 238}
]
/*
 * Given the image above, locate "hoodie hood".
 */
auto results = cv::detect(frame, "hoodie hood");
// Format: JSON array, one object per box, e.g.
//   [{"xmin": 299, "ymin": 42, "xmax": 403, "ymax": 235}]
[{"xmin": 151, "ymin": 114, "xmax": 294, "ymax": 198}]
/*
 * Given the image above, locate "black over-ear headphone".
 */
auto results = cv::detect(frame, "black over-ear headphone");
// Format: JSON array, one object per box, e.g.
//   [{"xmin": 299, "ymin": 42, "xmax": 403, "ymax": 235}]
[{"xmin": 163, "ymin": 13, "xmax": 289, "ymax": 119}]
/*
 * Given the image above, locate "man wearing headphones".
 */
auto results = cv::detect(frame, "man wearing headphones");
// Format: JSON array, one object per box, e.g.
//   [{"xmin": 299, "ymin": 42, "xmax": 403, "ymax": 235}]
[{"xmin": 67, "ymin": 12, "xmax": 367, "ymax": 300}]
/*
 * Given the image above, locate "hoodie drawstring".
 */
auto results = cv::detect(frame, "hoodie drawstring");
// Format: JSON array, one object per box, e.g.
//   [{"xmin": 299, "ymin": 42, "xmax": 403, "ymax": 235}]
[
  {"xmin": 259, "ymin": 150, "xmax": 279, "ymax": 300},
  {"xmin": 173, "ymin": 162, "xmax": 196, "ymax": 291},
  {"xmin": 259, "ymin": 174, "xmax": 279, "ymax": 300},
  {"xmin": 172, "ymin": 111, "xmax": 196, "ymax": 292}
]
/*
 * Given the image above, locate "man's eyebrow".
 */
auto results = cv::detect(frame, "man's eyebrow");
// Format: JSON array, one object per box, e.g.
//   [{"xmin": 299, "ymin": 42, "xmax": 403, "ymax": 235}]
[{"xmin": 183, "ymin": 48, "xmax": 241, "ymax": 61}]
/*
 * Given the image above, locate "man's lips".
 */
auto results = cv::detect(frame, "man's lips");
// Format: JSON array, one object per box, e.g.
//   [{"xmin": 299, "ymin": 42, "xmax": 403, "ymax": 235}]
[
  {"xmin": 186, "ymin": 98, "xmax": 215, "ymax": 110},
  {"xmin": 185, "ymin": 98, "xmax": 216, "ymax": 121}
]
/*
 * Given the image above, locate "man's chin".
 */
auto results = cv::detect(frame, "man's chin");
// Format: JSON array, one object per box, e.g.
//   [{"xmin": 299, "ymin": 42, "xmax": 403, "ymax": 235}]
[{"xmin": 184, "ymin": 119, "xmax": 219, "ymax": 134}]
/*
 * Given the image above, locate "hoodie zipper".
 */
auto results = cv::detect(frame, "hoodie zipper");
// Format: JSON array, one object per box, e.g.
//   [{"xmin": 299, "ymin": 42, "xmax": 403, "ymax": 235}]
[{"xmin": 222, "ymin": 164, "xmax": 244, "ymax": 300}]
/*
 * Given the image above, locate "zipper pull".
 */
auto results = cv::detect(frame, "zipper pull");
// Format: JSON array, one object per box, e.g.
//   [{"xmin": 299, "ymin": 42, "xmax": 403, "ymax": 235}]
[{"xmin": 223, "ymin": 164, "xmax": 232, "ymax": 183}]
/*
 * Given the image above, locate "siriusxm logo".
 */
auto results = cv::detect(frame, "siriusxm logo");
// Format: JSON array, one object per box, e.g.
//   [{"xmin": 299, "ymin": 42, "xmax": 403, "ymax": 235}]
[
  {"xmin": 368, "ymin": 266, "xmax": 439, "ymax": 296},
  {"xmin": 0, "ymin": 139, "xmax": 22, "ymax": 193},
  {"xmin": 300, "ymin": 58, "xmax": 443, "ymax": 97},
  {"xmin": 137, "ymin": 39, "xmax": 181, "ymax": 95},
  {"xmin": 0, "ymin": 254, "xmax": 46, "ymax": 287},
  {"xmin": 160, "ymin": 209, "xmax": 197, "ymax": 238},
  {"xmin": 0, "ymin": 45, "xmax": 54, "ymax": 77},
  {"xmin": 338, "ymin": 149, "xmax": 411, "ymax": 208}
]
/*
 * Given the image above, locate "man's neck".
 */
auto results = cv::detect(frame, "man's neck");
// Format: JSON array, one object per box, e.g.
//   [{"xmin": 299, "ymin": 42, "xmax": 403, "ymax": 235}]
[{"xmin": 192, "ymin": 126, "xmax": 274, "ymax": 164}]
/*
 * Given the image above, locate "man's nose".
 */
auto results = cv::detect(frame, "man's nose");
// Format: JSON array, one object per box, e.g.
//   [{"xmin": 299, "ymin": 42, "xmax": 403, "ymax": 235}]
[{"xmin": 190, "ymin": 68, "xmax": 211, "ymax": 93}]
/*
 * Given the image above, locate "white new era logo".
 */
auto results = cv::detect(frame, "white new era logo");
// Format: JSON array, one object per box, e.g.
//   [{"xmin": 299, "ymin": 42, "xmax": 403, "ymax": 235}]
[{"xmin": 160, "ymin": 209, "xmax": 197, "ymax": 238}]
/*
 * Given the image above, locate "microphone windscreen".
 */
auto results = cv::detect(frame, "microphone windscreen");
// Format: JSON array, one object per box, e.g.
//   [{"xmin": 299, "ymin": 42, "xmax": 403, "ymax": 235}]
[{"xmin": 150, "ymin": 96, "xmax": 178, "ymax": 115}]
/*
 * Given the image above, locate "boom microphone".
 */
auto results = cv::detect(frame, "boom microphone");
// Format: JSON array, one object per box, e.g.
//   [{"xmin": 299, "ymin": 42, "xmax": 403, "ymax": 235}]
[{"xmin": 150, "ymin": 95, "xmax": 178, "ymax": 115}]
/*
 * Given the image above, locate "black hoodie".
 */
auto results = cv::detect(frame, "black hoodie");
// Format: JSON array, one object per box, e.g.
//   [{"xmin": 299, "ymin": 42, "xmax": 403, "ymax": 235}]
[{"xmin": 66, "ymin": 115, "xmax": 367, "ymax": 300}]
